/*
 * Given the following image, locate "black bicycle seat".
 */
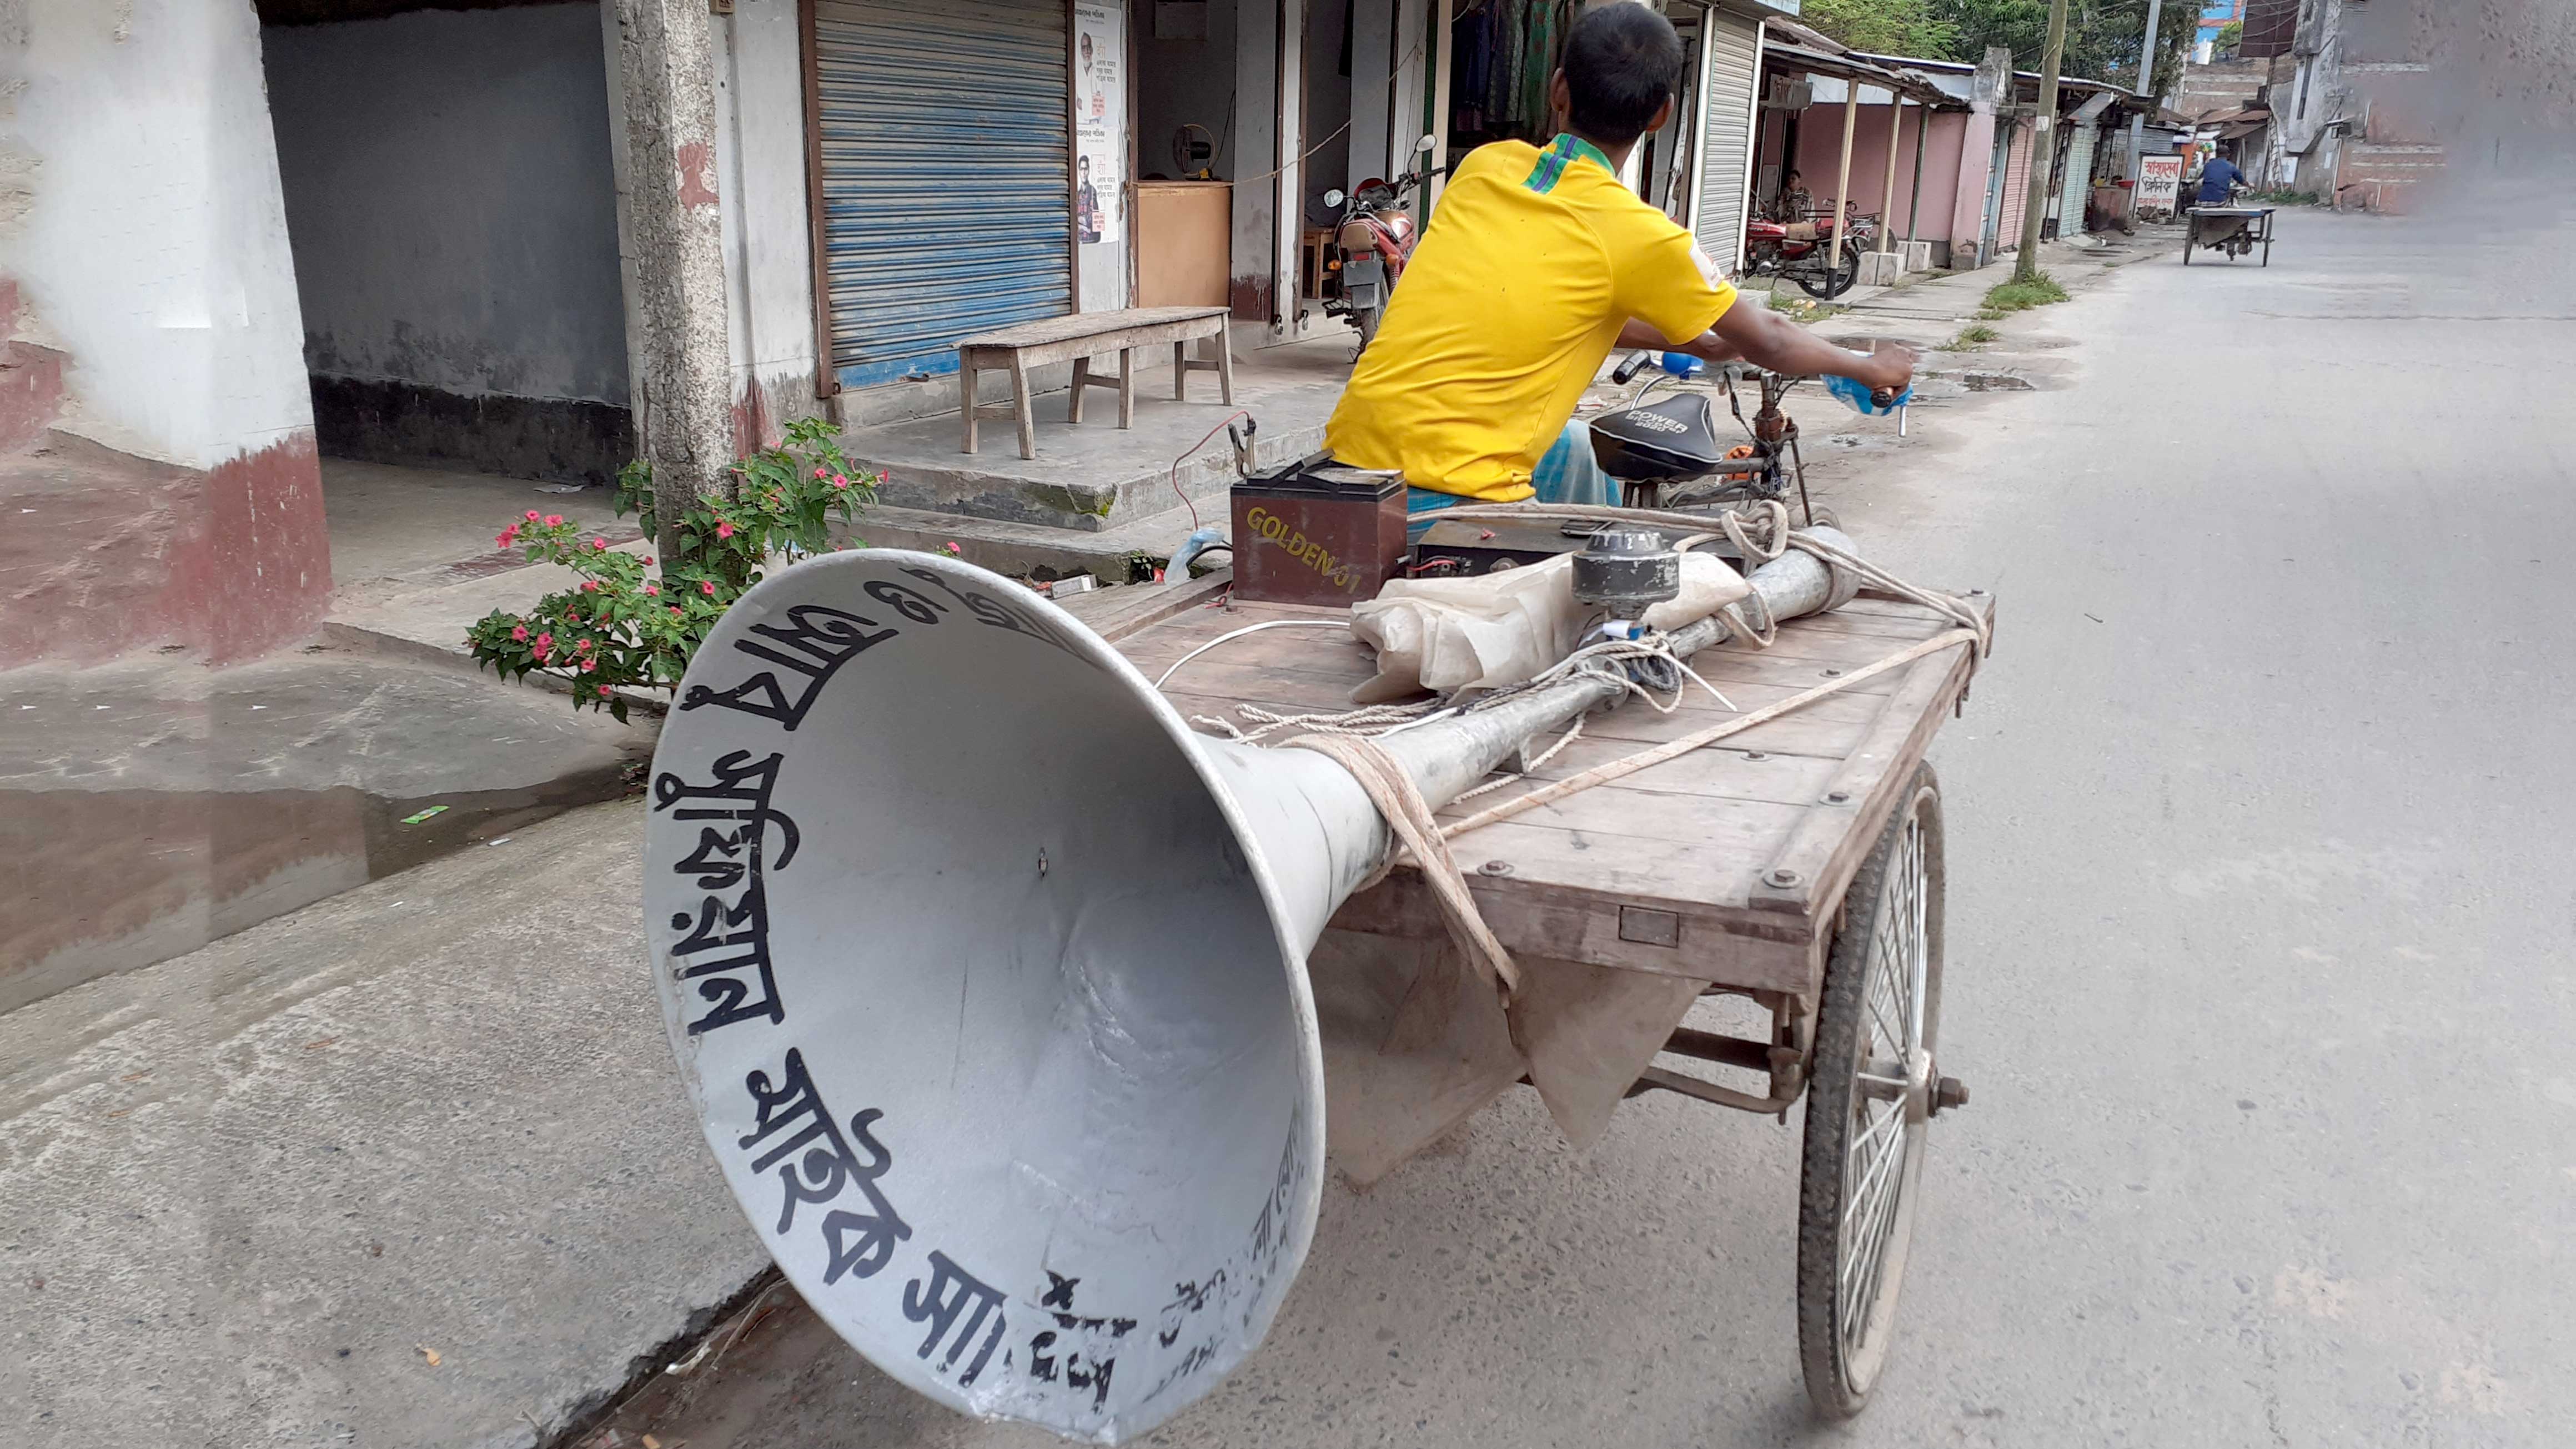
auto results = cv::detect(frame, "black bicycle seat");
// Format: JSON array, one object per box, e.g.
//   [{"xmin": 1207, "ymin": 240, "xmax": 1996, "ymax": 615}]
[{"xmin": 1587, "ymin": 391, "xmax": 1727, "ymax": 481}]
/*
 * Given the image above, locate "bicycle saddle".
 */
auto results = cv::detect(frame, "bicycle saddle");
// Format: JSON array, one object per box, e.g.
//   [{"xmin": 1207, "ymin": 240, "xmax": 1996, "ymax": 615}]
[{"xmin": 1587, "ymin": 391, "xmax": 1727, "ymax": 481}]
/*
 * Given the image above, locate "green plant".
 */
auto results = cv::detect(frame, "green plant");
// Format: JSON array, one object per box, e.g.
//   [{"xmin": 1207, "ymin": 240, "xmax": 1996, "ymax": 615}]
[
  {"xmin": 2247, "ymin": 187, "xmax": 2323, "ymax": 206},
  {"xmin": 1948, "ymin": 322, "xmax": 2000, "ymax": 348},
  {"xmin": 1981, "ymin": 271, "xmax": 2069, "ymax": 314},
  {"xmin": 465, "ymin": 417, "xmax": 885, "ymax": 721}
]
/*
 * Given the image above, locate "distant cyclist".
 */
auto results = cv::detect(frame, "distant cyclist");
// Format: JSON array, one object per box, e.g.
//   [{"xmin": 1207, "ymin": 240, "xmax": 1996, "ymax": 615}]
[{"xmin": 2195, "ymin": 151, "xmax": 2246, "ymax": 207}]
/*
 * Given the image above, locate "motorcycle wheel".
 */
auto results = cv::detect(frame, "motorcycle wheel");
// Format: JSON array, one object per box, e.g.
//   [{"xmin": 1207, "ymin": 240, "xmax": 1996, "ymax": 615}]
[
  {"xmin": 1355, "ymin": 304, "xmax": 1382, "ymax": 351},
  {"xmin": 1796, "ymin": 243, "xmax": 1861, "ymax": 300}
]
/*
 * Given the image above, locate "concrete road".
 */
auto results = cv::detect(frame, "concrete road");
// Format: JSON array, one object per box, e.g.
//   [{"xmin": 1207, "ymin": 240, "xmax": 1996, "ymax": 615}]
[{"xmin": 610, "ymin": 210, "xmax": 2576, "ymax": 1448}]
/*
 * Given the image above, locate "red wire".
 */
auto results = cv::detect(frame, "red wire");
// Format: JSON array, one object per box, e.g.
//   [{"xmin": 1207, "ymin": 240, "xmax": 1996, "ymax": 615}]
[{"xmin": 1168, "ymin": 408, "xmax": 1252, "ymax": 533}]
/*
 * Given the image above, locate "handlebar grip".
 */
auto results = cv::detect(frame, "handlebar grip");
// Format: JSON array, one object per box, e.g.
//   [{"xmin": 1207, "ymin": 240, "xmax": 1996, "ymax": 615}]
[{"xmin": 1610, "ymin": 352, "xmax": 1649, "ymax": 385}]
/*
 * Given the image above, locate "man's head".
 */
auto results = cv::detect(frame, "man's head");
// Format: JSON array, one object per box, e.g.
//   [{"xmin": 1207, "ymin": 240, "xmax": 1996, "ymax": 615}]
[
  {"xmin": 1079, "ymin": 155, "xmax": 1091, "ymax": 177},
  {"xmin": 1786, "ymin": 170, "xmax": 1804, "ymax": 188},
  {"xmin": 1551, "ymin": 4, "xmax": 1684, "ymax": 149}
]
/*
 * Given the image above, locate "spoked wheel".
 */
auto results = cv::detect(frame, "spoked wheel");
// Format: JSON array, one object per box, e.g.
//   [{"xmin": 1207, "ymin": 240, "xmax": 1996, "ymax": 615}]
[{"xmin": 1796, "ymin": 763, "xmax": 1956, "ymax": 1418}]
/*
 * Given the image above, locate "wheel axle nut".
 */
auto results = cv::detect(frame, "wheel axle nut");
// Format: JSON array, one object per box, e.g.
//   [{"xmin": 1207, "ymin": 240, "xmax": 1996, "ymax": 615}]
[
  {"xmin": 1932, "ymin": 1076, "xmax": 1970, "ymax": 1115},
  {"xmin": 1764, "ymin": 867, "xmax": 1802, "ymax": 888}
]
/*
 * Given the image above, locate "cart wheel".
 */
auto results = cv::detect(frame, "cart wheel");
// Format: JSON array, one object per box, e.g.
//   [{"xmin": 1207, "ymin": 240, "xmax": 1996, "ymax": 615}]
[
  {"xmin": 1797, "ymin": 763, "xmax": 1947, "ymax": 1419},
  {"xmin": 2182, "ymin": 237, "xmax": 2195, "ymax": 265}
]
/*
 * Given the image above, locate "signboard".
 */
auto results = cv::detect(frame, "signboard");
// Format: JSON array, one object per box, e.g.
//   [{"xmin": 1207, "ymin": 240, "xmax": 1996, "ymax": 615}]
[
  {"xmin": 2137, "ymin": 155, "xmax": 2184, "ymax": 215},
  {"xmin": 1074, "ymin": 3, "xmax": 1126, "ymax": 246}
]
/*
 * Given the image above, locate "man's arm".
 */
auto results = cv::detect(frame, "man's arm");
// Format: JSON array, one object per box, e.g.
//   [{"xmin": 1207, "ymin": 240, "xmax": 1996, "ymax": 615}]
[
  {"xmin": 1704, "ymin": 298, "xmax": 1914, "ymax": 392},
  {"xmin": 1616, "ymin": 318, "xmax": 1741, "ymax": 361}
]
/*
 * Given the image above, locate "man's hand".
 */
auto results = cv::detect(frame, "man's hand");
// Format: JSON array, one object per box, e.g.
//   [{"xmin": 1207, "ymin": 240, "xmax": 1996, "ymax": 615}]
[
  {"xmin": 1852, "ymin": 339, "xmax": 1916, "ymax": 395},
  {"xmin": 1710, "ymin": 298, "xmax": 1916, "ymax": 396}
]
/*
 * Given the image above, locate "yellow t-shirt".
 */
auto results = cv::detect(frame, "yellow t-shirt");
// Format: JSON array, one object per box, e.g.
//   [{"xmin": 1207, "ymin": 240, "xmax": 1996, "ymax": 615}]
[{"xmin": 1323, "ymin": 134, "xmax": 1740, "ymax": 502}]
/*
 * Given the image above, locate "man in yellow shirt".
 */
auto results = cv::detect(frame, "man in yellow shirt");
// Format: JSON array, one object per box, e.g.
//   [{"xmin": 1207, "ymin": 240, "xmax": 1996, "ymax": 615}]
[{"xmin": 1324, "ymin": 4, "xmax": 1913, "ymax": 528}]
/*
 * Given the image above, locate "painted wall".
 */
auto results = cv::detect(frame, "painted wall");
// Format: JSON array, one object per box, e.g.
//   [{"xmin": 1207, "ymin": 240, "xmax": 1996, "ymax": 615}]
[
  {"xmin": 1139, "ymin": 0, "xmax": 1243, "ymax": 181},
  {"xmin": 712, "ymin": 0, "xmax": 825, "ymax": 450},
  {"xmin": 2, "ymin": 0, "xmax": 330, "ymax": 665},
  {"xmin": 264, "ymin": 3, "xmax": 634, "ymax": 482},
  {"xmin": 1788, "ymin": 100, "xmax": 1963, "ymax": 244}
]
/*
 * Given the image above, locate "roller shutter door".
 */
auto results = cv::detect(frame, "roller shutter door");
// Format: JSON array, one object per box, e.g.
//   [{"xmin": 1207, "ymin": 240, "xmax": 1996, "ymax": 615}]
[
  {"xmin": 814, "ymin": 0, "xmax": 1072, "ymax": 389},
  {"xmin": 1693, "ymin": 11, "xmax": 1760, "ymax": 274}
]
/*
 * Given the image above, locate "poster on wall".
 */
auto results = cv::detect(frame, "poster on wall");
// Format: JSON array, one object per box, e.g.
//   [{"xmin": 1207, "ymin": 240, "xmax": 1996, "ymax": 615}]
[
  {"xmin": 1074, "ymin": 2, "xmax": 1126, "ymax": 246},
  {"xmin": 2137, "ymin": 155, "xmax": 2184, "ymax": 215}
]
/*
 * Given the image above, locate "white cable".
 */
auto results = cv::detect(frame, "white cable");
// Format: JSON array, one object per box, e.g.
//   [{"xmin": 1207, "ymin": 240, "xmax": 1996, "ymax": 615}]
[{"xmin": 1152, "ymin": 618, "xmax": 1353, "ymax": 690}]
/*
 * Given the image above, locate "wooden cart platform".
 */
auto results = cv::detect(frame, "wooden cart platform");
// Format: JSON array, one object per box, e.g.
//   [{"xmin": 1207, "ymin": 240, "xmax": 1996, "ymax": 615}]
[{"xmin": 1102, "ymin": 585, "xmax": 1984, "ymax": 992}]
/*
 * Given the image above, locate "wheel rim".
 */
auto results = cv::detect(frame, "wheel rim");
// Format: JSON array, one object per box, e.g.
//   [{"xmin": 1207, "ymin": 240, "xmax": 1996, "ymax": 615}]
[{"xmin": 1836, "ymin": 803, "xmax": 1931, "ymax": 1386}]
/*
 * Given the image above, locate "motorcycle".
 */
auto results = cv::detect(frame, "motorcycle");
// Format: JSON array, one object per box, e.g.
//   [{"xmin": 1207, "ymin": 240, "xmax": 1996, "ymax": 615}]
[
  {"xmin": 1320, "ymin": 135, "xmax": 1443, "ymax": 351},
  {"xmin": 1744, "ymin": 204, "xmax": 1875, "ymax": 300}
]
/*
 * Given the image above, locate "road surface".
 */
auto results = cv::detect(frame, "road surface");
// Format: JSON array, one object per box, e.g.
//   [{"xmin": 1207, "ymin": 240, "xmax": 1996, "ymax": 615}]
[{"xmin": 610, "ymin": 209, "xmax": 2576, "ymax": 1448}]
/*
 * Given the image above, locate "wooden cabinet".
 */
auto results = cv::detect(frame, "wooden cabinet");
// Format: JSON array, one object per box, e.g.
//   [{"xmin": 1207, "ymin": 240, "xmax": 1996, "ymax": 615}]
[{"xmin": 1133, "ymin": 181, "xmax": 1231, "ymax": 308}]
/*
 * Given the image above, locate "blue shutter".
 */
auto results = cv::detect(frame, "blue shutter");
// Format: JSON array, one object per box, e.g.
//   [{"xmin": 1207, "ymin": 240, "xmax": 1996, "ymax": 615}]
[{"xmin": 814, "ymin": 0, "xmax": 1072, "ymax": 389}]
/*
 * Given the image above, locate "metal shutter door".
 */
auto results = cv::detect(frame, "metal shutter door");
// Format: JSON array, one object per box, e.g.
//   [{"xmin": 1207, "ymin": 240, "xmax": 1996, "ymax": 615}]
[
  {"xmin": 814, "ymin": 0, "xmax": 1071, "ymax": 389},
  {"xmin": 1997, "ymin": 122, "xmax": 2033, "ymax": 251},
  {"xmin": 2058, "ymin": 124, "xmax": 2096, "ymax": 235},
  {"xmin": 1693, "ymin": 11, "xmax": 1759, "ymax": 274}
]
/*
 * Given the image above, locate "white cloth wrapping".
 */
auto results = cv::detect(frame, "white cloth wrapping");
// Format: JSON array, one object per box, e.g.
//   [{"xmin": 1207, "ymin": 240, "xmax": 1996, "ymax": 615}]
[{"xmin": 1348, "ymin": 551, "xmax": 1751, "ymax": 703}]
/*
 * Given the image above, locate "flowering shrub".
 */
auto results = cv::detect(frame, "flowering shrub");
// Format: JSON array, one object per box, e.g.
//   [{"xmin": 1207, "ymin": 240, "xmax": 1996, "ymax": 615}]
[{"xmin": 465, "ymin": 417, "xmax": 884, "ymax": 722}]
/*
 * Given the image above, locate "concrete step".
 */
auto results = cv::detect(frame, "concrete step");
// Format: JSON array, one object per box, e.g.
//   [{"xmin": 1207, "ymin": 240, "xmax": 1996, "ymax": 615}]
[
  {"xmin": 838, "ymin": 340, "xmax": 1350, "ymax": 532},
  {"xmin": 855, "ymin": 497, "xmax": 1217, "ymax": 582}
]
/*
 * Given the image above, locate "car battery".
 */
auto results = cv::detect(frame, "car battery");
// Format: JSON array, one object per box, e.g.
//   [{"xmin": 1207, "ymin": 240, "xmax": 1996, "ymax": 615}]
[{"xmin": 1229, "ymin": 454, "xmax": 1408, "ymax": 607}]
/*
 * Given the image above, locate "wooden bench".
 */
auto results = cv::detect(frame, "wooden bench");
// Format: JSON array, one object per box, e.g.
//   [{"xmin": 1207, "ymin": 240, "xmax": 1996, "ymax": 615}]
[{"xmin": 955, "ymin": 305, "xmax": 1236, "ymax": 459}]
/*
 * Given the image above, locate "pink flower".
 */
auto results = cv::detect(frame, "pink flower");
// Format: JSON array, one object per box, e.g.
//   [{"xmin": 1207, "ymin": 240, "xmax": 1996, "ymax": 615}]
[
  {"xmin": 832, "ymin": 473, "xmax": 848, "ymax": 487},
  {"xmin": 643, "ymin": 584, "xmax": 660, "ymax": 597},
  {"xmin": 597, "ymin": 684, "xmax": 613, "ymax": 697},
  {"xmin": 533, "ymin": 632, "xmax": 553, "ymax": 662},
  {"xmin": 700, "ymin": 580, "xmax": 717, "ymax": 596},
  {"xmin": 814, "ymin": 467, "xmax": 827, "ymax": 480},
  {"xmin": 581, "ymin": 580, "xmax": 600, "ymax": 593},
  {"xmin": 575, "ymin": 638, "xmax": 592, "ymax": 653},
  {"xmin": 669, "ymin": 605, "xmax": 682, "ymax": 616},
  {"xmin": 641, "ymin": 556, "xmax": 654, "ymax": 565},
  {"xmin": 525, "ymin": 510, "xmax": 541, "ymax": 521},
  {"xmin": 591, "ymin": 537, "xmax": 608, "ymax": 551},
  {"xmin": 495, "ymin": 527, "xmax": 518, "ymax": 549},
  {"xmin": 943, "ymin": 541, "xmax": 962, "ymax": 555},
  {"xmin": 544, "ymin": 514, "xmax": 564, "ymax": 527},
  {"xmin": 581, "ymin": 658, "xmax": 597, "ymax": 673},
  {"xmin": 510, "ymin": 624, "xmax": 528, "ymax": 642},
  {"xmin": 715, "ymin": 521, "xmax": 735, "ymax": 540}
]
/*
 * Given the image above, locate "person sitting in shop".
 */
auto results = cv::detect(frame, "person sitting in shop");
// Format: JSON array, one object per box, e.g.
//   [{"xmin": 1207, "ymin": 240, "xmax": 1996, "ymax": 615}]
[
  {"xmin": 1323, "ymin": 3, "xmax": 1912, "ymax": 535},
  {"xmin": 1769, "ymin": 168, "xmax": 1816, "ymax": 222}
]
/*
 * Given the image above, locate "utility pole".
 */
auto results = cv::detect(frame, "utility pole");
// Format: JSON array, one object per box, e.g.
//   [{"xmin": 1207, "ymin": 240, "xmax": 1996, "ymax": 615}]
[
  {"xmin": 2014, "ymin": 0, "xmax": 2070, "ymax": 284},
  {"xmin": 2127, "ymin": 0, "xmax": 2168, "ymax": 183}
]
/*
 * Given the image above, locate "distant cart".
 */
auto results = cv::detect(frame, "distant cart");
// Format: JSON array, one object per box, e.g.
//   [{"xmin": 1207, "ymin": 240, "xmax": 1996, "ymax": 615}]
[{"xmin": 2184, "ymin": 204, "xmax": 2275, "ymax": 266}]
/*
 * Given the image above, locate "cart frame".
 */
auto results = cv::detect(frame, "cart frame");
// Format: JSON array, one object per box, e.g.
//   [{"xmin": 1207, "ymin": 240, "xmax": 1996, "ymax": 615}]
[
  {"xmin": 2184, "ymin": 204, "xmax": 2276, "ymax": 266},
  {"xmin": 1068, "ymin": 570, "xmax": 1992, "ymax": 1419}
]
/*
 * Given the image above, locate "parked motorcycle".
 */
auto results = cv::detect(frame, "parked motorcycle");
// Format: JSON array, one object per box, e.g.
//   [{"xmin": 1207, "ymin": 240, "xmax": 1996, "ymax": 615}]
[
  {"xmin": 1744, "ymin": 205, "xmax": 1875, "ymax": 300},
  {"xmin": 1320, "ymin": 135, "xmax": 1443, "ymax": 351}
]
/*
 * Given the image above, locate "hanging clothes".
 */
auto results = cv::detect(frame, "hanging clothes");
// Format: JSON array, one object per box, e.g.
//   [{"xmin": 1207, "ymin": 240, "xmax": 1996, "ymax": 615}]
[
  {"xmin": 1451, "ymin": 0, "xmax": 1495, "ymax": 134},
  {"xmin": 1517, "ymin": 0, "xmax": 1568, "ymax": 135},
  {"xmin": 1489, "ymin": 0, "xmax": 1525, "ymax": 134}
]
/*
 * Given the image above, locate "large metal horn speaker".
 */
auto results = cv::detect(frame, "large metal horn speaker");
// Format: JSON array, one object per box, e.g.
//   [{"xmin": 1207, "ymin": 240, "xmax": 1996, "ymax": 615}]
[{"xmin": 642, "ymin": 551, "xmax": 1385, "ymax": 1442}]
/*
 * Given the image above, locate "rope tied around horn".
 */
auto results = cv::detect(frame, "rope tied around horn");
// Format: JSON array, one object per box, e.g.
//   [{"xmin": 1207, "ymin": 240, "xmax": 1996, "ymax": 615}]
[{"xmin": 1282, "ymin": 732, "xmax": 1524, "ymax": 1007}]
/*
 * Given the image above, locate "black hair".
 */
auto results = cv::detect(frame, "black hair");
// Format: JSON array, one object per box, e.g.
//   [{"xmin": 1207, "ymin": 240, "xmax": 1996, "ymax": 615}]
[{"xmin": 1560, "ymin": 3, "xmax": 1684, "ymax": 147}]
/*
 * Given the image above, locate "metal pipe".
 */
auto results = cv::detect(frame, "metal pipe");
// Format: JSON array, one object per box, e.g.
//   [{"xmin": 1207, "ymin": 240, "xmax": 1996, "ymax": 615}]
[
  {"xmin": 1374, "ymin": 530, "xmax": 1862, "ymax": 806},
  {"xmin": 1906, "ymin": 97, "xmax": 1930, "ymax": 248},
  {"xmin": 1661, "ymin": 1025, "xmax": 1777, "ymax": 1074},
  {"xmin": 1878, "ymin": 97, "xmax": 1905, "ymax": 253}
]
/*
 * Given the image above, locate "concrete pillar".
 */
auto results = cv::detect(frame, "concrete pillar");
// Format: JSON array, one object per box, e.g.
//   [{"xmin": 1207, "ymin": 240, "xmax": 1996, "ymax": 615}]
[
  {"xmin": 1949, "ymin": 48, "xmax": 2011, "ymax": 269},
  {"xmin": 610, "ymin": 0, "xmax": 734, "ymax": 558}
]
